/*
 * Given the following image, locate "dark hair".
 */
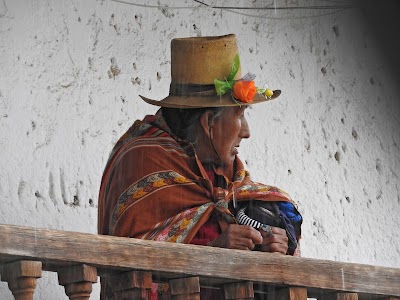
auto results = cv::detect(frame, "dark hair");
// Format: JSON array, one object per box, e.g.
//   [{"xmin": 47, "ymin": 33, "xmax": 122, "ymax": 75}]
[{"xmin": 161, "ymin": 107, "xmax": 225, "ymax": 142}]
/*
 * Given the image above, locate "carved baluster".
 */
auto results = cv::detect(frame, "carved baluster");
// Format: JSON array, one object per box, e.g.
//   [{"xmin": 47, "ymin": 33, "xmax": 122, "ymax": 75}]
[
  {"xmin": 0, "ymin": 260, "xmax": 42, "ymax": 300},
  {"xmin": 320, "ymin": 293, "xmax": 358, "ymax": 300},
  {"xmin": 57, "ymin": 264, "xmax": 97, "ymax": 300},
  {"xmin": 169, "ymin": 276, "xmax": 200, "ymax": 300},
  {"xmin": 223, "ymin": 281, "xmax": 254, "ymax": 300},
  {"xmin": 108, "ymin": 270, "xmax": 152, "ymax": 299}
]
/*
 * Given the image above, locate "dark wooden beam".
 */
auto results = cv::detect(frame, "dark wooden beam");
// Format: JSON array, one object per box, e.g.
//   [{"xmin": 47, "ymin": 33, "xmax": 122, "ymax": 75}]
[{"xmin": 0, "ymin": 224, "xmax": 399, "ymax": 298}]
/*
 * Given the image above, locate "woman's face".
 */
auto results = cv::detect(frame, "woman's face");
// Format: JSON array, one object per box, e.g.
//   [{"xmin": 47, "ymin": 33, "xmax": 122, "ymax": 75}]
[{"xmin": 207, "ymin": 106, "xmax": 250, "ymax": 166}]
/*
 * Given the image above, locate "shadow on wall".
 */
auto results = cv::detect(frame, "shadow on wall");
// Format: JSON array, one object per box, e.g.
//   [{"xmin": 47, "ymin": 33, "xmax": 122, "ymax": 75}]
[{"xmin": 357, "ymin": 0, "xmax": 400, "ymax": 84}]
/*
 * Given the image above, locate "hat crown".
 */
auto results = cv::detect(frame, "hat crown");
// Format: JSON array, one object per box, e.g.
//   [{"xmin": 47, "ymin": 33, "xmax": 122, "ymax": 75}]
[
  {"xmin": 140, "ymin": 34, "xmax": 280, "ymax": 108},
  {"xmin": 171, "ymin": 34, "xmax": 242, "ymax": 85}
]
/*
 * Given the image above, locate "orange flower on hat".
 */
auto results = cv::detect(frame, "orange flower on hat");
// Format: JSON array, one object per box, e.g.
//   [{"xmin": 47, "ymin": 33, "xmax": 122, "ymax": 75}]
[
  {"xmin": 232, "ymin": 80, "xmax": 257, "ymax": 103},
  {"xmin": 214, "ymin": 55, "xmax": 276, "ymax": 104}
]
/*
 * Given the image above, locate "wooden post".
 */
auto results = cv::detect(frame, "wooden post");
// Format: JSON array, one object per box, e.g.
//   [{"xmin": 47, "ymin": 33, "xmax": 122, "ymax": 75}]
[
  {"xmin": 223, "ymin": 281, "xmax": 254, "ymax": 300},
  {"xmin": 273, "ymin": 287, "xmax": 308, "ymax": 300},
  {"xmin": 0, "ymin": 260, "xmax": 42, "ymax": 300},
  {"xmin": 108, "ymin": 270, "xmax": 152, "ymax": 300},
  {"xmin": 169, "ymin": 276, "xmax": 200, "ymax": 300},
  {"xmin": 320, "ymin": 293, "xmax": 358, "ymax": 300},
  {"xmin": 57, "ymin": 264, "xmax": 97, "ymax": 300}
]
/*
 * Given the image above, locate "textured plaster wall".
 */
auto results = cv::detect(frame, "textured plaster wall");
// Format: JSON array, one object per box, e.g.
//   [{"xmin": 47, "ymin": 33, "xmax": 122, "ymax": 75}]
[{"xmin": 1, "ymin": 0, "xmax": 399, "ymax": 299}]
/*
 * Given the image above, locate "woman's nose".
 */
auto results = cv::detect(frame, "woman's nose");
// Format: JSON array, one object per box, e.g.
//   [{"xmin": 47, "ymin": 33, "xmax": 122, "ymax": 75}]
[{"xmin": 240, "ymin": 118, "xmax": 251, "ymax": 139}]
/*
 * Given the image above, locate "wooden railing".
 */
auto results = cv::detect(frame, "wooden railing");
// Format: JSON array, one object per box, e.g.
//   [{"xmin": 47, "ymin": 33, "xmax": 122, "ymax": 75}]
[{"xmin": 0, "ymin": 224, "xmax": 399, "ymax": 300}]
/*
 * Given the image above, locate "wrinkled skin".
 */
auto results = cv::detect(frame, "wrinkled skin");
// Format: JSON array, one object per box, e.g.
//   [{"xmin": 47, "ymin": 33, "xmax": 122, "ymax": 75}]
[
  {"xmin": 196, "ymin": 106, "xmax": 250, "ymax": 167},
  {"xmin": 258, "ymin": 226, "xmax": 289, "ymax": 254},
  {"xmin": 196, "ymin": 107, "xmax": 289, "ymax": 255},
  {"xmin": 209, "ymin": 225, "xmax": 288, "ymax": 255}
]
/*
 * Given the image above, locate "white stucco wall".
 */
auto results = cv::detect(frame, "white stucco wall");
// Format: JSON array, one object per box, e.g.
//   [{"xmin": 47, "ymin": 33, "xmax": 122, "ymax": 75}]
[{"xmin": 0, "ymin": 0, "xmax": 399, "ymax": 299}]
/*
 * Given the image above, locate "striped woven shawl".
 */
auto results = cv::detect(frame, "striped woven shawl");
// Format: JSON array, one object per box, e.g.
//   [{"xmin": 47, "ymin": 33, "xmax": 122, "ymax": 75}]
[{"xmin": 98, "ymin": 110, "xmax": 298, "ymax": 244}]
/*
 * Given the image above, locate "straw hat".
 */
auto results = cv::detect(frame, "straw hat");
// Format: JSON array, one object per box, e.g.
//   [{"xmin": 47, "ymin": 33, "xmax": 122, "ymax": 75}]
[{"xmin": 140, "ymin": 34, "xmax": 280, "ymax": 108}]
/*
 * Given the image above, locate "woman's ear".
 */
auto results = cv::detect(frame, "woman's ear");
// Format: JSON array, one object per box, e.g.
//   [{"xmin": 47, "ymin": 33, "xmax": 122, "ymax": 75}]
[{"xmin": 199, "ymin": 111, "xmax": 214, "ymax": 138}]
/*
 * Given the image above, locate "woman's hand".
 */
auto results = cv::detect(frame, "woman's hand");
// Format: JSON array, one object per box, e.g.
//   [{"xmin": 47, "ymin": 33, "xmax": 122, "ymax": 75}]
[
  {"xmin": 258, "ymin": 226, "xmax": 288, "ymax": 255},
  {"xmin": 208, "ymin": 224, "xmax": 263, "ymax": 250}
]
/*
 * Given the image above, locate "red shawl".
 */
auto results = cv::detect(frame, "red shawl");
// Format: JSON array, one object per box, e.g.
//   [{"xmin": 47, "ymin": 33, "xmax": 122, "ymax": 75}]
[{"xmin": 98, "ymin": 111, "xmax": 296, "ymax": 244}]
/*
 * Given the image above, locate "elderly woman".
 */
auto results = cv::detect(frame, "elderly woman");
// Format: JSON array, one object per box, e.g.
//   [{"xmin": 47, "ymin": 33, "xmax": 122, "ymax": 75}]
[{"xmin": 98, "ymin": 34, "xmax": 302, "ymax": 298}]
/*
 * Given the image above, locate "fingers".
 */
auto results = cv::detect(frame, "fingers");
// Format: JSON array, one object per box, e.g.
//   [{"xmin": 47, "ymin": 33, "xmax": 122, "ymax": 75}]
[
  {"xmin": 259, "ymin": 226, "xmax": 288, "ymax": 255},
  {"xmin": 259, "ymin": 242, "xmax": 288, "ymax": 254},
  {"xmin": 234, "ymin": 236, "xmax": 257, "ymax": 250},
  {"xmin": 237, "ymin": 225, "xmax": 263, "ymax": 245},
  {"xmin": 228, "ymin": 225, "xmax": 263, "ymax": 250},
  {"xmin": 209, "ymin": 224, "xmax": 262, "ymax": 250},
  {"xmin": 209, "ymin": 224, "xmax": 288, "ymax": 254},
  {"xmin": 259, "ymin": 226, "xmax": 286, "ymax": 239}
]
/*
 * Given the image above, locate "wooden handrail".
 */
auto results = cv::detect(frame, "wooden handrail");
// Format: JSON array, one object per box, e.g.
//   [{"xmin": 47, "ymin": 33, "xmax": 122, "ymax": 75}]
[{"xmin": 0, "ymin": 223, "xmax": 399, "ymax": 299}]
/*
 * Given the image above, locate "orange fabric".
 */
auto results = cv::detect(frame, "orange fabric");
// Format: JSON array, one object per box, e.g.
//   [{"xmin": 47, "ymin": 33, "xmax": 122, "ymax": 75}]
[
  {"xmin": 98, "ymin": 111, "xmax": 299, "ymax": 299},
  {"xmin": 98, "ymin": 111, "xmax": 294, "ymax": 243}
]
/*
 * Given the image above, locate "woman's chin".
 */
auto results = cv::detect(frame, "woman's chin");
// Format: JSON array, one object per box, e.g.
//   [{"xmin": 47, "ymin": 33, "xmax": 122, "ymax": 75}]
[
  {"xmin": 220, "ymin": 156, "xmax": 236, "ymax": 167},
  {"xmin": 203, "ymin": 153, "xmax": 236, "ymax": 167}
]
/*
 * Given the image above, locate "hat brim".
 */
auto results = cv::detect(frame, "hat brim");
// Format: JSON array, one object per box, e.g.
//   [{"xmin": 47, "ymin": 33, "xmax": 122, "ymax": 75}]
[{"xmin": 139, "ymin": 90, "xmax": 281, "ymax": 109}]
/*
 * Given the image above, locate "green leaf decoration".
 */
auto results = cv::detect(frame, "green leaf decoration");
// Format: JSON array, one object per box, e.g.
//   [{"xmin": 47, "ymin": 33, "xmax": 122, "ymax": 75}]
[
  {"xmin": 213, "ymin": 54, "xmax": 240, "ymax": 96},
  {"xmin": 214, "ymin": 79, "xmax": 233, "ymax": 96},
  {"xmin": 227, "ymin": 54, "xmax": 240, "ymax": 81}
]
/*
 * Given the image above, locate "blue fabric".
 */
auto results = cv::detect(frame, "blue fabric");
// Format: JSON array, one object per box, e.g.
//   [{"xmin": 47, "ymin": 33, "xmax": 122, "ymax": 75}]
[{"xmin": 278, "ymin": 202, "xmax": 302, "ymax": 223}]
